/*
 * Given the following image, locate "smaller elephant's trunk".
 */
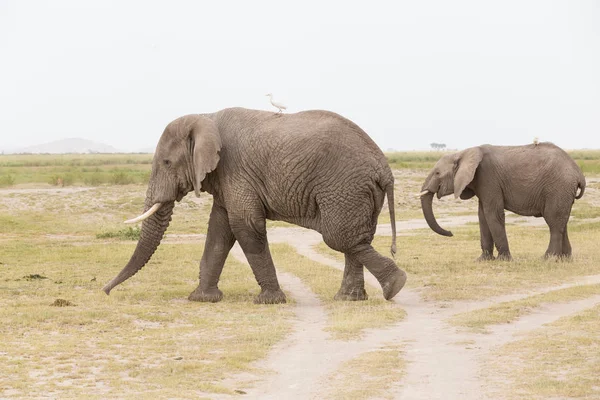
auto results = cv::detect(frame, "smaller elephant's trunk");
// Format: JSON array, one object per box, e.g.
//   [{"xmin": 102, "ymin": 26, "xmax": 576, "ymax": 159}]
[
  {"xmin": 103, "ymin": 201, "xmax": 175, "ymax": 294},
  {"xmin": 420, "ymin": 191, "xmax": 453, "ymax": 237}
]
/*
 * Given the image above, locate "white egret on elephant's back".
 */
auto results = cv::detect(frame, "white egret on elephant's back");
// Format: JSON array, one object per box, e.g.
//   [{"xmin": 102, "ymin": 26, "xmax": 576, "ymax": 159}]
[{"xmin": 266, "ymin": 93, "xmax": 287, "ymax": 114}]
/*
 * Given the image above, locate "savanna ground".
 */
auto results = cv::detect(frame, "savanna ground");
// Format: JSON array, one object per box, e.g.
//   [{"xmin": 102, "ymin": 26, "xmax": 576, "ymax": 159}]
[{"xmin": 1, "ymin": 151, "xmax": 599, "ymax": 399}]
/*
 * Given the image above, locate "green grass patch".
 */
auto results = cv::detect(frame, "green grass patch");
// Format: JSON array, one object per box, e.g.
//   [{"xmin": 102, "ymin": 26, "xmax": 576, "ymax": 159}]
[
  {"xmin": 271, "ymin": 244, "xmax": 406, "ymax": 340},
  {"xmin": 96, "ymin": 226, "xmax": 141, "ymax": 240},
  {"xmin": 0, "ymin": 174, "xmax": 15, "ymax": 187},
  {"xmin": 451, "ymin": 284, "xmax": 600, "ymax": 332},
  {"xmin": 0, "ymin": 154, "xmax": 153, "ymax": 186},
  {"xmin": 385, "ymin": 151, "xmax": 445, "ymax": 170}
]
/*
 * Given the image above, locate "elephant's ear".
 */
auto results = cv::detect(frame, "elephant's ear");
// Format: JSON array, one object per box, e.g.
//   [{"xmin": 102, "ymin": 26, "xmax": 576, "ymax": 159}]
[
  {"xmin": 190, "ymin": 116, "xmax": 222, "ymax": 196},
  {"xmin": 453, "ymin": 147, "xmax": 483, "ymax": 199}
]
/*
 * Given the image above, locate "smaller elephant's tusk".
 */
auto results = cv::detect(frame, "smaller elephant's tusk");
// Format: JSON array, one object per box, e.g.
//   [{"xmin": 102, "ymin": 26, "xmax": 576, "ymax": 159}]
[
  {"xmin": 419, "ymin": 190, "xmax": 430, "ymax": 197},
  {"xmin": 124, "ymin": 203, "xmax": 162, "ymax": 224}
]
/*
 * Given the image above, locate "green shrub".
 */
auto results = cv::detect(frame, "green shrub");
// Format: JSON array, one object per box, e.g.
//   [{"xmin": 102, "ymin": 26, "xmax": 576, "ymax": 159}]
[
  {"xmin": 96, "ymin": 226, "xmax": 141, "ymax": 240},
  {"xmin": 110, "ymin": 171, "xmax": 135, "ymax": 185},
  {"xmin": 83, "ymin": 172, "xmax": 106, "ymax": 186},
  {"xmin": 48, "ymin": 174, "xmax": 74, "ymax": 186},
  {"xmin": 0, "ymin": 174, "xmax": 15, "ymax": 187}
]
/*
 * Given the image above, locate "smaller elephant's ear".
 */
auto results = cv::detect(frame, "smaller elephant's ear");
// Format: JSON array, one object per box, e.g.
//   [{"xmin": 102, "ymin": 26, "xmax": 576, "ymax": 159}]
[
  {"xmin": 190, "ymin": 116, "xmax": 222, "ymax": 196},
  {"xmin": 453, "ymin": 147, "xmax": 483, "ymax": 199}
]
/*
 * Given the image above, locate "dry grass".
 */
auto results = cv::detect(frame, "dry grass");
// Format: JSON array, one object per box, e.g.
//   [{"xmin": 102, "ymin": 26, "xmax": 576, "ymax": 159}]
[
  {"xmin": 0, "ymin": 183, "xmax": 292, "ymax": 399},
  {"xmin": 322, "ymin": 344, "xmax": 405, "ymax": 400},
  {"xmin": 0, "ymin": 241, "xmax": 293, "ymax": 398},
  {"xmin": 366, "ymin": 221, "xmax": 600, "ymax": 302},
  {"xmin": 486, "ymin": 305, "xmax": 600, "ymax": 399}
]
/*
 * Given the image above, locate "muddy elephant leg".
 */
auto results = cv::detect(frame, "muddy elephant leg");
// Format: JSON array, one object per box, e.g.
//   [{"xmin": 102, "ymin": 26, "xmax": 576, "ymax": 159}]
[
  {"xmin": 189, "ymin": 204, "xmax": 236, "ymax": 303},
  {"xmin": 477, "ymin": 200, "xmax": 495, "ymax": 261},
  {"xmin": 230, "ymin": 213, "xmax": 286, "ymax": 304},
  {"xmin": 482, "ymin": 203, "xmax": 512, "ymax": 261},
  {"xmin": 334, "ymin": 254, "xmax": 368, "ymax": 301},
  {"xmin": 349, "ymin": 244, "xmax": 406, "ymax": 301}
]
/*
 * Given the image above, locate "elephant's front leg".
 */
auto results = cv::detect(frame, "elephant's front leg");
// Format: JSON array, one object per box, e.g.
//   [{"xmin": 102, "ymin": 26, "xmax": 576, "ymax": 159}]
[
  {"xmin": 188, "ymin": 204, "xmax": 236, "ymax": 303},
  {"xmin": 334, "ymin": 254, "xmax": 368, "ymax": 301},
  {"xmin": 483, "ymin": 202, "xmax": 512, "ymax": 261},
  {"xmin": 230, "ymin": 214, "xmax": 286, "ymax": 304},
  {"xmin": 477, "ymin": 200, "xmax": 495, "ymax": 261}
]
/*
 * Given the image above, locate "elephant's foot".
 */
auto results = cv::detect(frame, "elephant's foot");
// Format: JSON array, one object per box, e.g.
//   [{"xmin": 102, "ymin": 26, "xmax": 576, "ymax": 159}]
[
  {"xmin": 334, "ymin": 286, "xmax": 368, "ymax": 301},
  {"xmin": 188, "ymin": 286, "xmax": 223, "ymax": 303},
  {"xmin": 496, "ymin": 252, "xmax": 512, "ymax": 262},
  {"xmin": 544, "ymin": 252, "xmax": 572, "ymax": 262},
  {"xmin": 380, "ymin": 268, "xmax": 407, "ymax": 301},
  {"xmin": 254, "ymin": 288, "xmax": 287, "ymax": 304},
  {"xmin": 477, "ymin": 251, "xmax": 495, "ymax": 262}
]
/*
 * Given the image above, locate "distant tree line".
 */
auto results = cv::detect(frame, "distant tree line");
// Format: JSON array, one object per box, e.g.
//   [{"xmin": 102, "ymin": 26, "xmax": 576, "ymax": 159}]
[{"xmin": 430, "ymin": 142, "xmax": 447, "ymax": 150}]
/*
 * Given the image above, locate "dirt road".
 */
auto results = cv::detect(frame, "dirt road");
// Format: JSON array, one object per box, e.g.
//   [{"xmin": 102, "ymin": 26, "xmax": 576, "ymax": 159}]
[{"xmin": 227, "ymin": 219, "xmax": 600, "ymax": 399}]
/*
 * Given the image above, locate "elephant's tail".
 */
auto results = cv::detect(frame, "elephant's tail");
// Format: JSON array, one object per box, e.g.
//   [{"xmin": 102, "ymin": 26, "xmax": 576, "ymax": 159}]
[
  {"xmin": 386, "ymin": 183, "xmax": 397, "ymax": 258},
  {"xmin": 576, "ymin": 175, "xmax": 586, "ymax": 199}
]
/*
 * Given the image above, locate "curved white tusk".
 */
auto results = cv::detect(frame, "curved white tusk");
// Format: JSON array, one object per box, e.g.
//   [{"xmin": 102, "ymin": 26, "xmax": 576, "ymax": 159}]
[
  {"xmin": 124, "ymin": 203, "xmax": 162, "ymax": 224},
  {"xmin": 419, "ymin": 190, "xmax": 430, "ymax": 197}
]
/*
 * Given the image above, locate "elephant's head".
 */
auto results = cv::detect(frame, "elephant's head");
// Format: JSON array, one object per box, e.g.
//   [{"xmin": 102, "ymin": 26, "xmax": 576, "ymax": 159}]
[
  {"xmin": 420, "ymin": 147, "xmax": 482, "ymax": 237},
  {"xmin": 103, "ymin": 115, "xmax": 221, "ymax": 294}
]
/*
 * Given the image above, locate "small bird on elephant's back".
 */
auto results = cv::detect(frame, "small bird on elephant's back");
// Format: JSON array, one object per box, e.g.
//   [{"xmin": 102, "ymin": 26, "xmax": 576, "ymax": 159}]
[
  {"xmin": 265, "ymin": 93, "xmax": 286, "ymax": 114},
  {"xmin": 103, "ymin": 107, "xmax": 406, "ymax": 304},
  {"xmin": 419, "ymin": 142, "xmax": 585, "ymax": 261}
]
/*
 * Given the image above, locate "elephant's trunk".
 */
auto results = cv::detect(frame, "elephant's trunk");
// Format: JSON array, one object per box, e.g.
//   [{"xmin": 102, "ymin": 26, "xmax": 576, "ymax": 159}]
[
  {"xmin": 420, "ymin": 191, "xmax": 453, "ymax": 237},
  {"xmin": 103, "ymin": 200, "xmax": 175, "ymax": 294}
]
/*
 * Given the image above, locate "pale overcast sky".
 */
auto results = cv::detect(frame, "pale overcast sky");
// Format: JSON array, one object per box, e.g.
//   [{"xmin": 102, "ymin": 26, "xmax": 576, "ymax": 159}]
[{"xmin": 1, "ymin": 0, "xmax": 599, "ymax": 152}]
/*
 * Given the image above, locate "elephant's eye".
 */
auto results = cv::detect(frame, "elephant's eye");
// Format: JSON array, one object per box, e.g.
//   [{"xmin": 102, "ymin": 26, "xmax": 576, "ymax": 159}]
[{"xmin": 163, "ymin": 159, "xmax": 171, "ymax": 167}]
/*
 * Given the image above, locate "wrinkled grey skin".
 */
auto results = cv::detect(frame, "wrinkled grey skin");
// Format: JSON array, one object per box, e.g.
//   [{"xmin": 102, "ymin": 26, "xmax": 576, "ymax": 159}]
[
  {"xmin": 421, "ymin": 143, "xmax": 586, "ymax": 261},
  {"xmin": 103, "ymin": 108, "xmax": 406, "ymax": 304}
]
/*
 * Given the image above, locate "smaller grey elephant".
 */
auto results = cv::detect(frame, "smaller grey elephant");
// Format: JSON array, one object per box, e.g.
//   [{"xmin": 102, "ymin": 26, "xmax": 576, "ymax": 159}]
[{"xmin": 420, "ymin": 143, "xmax": 586, "ymax": 260}]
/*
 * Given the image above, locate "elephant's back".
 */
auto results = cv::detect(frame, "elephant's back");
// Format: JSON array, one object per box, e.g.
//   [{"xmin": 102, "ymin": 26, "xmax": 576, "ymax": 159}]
[
  {"xmin": 214, "ymin": 107, "xmax": 392, "ymax": 219},
  {"xmin": 216, "ymin": 107, "xmax": 389, "ymax": 173},
  {"xmin": 489, "ymin": 143, "xmax": 581, "ymax": 176}
]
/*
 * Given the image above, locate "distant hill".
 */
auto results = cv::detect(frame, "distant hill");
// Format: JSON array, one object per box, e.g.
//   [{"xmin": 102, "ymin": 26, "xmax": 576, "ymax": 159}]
[{"xmin": 9, "ymin": 138, "xmax": 121, "ymax": 154}]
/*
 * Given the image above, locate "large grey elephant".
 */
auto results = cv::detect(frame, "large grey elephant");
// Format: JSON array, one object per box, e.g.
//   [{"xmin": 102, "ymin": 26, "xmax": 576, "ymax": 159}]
[
  {"xmin": 103, "ymin": 108, "xmax": 407, "ymax": 304},
  {"xmin": 420, "ymin": 143, "xmax": 586, "ymax": 260}
]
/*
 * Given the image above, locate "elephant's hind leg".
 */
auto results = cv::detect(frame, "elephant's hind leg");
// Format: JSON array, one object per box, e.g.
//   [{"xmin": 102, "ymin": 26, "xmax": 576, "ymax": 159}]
[
  {"xmin": 558, "ymin": 230, "xmax": 573, "ymax": 260},
  {"xmin": 189, "ymin": 204, "xmax": 236, "ymax": 303},
  {"xmin": 543, "ymin": 201, "xmax": 571, "ymax": 260},
  {"xmin": 334, "ymin": 254, "xmax": 368, "ymax": 301},
  {"xmin": 349, "ymin": 244, "xmax": 406, "ymax": 301}
]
